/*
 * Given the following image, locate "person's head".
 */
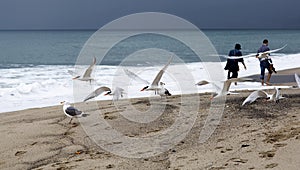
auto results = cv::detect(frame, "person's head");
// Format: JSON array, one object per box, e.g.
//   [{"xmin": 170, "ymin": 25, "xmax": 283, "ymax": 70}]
[
  {"xmin": 263, "ymin": 39, "xmax": 268, "ymax": 45},
  {"xmin": 235, "ymin": 43, "xmax": 241, "ymax": 50}
]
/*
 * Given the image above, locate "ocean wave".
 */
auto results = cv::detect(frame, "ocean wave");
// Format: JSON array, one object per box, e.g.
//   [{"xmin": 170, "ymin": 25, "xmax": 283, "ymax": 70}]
[{"xmin": 0, "ymin": 53, "xmax": 300, "ymax": 113}]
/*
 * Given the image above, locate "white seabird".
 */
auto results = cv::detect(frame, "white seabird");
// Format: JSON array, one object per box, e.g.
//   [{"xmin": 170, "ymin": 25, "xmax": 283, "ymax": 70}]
[
  {"xmin": 83, "ymin": 86, "xmax": 111, "ymax": 102},
  {"xmin": 242, "ymin": 87, "xmax": 285, "ymax": 106},
  {"xmin": 140, "ymin": 56, "xmax": 173, "ymax": 95},
  {"xmin": 220, "ymin": 44, "xmax": 287, "ymax": 59},
  {"xmin": 124, "ymin": 68, "xmax": 171, "ymax": 97},
  {"xmin": 196, "ymin": 78, "xmax": 254, "ymax": 99},
  {"xmin": 123, "ymin": 68, "xmax": 150, "ymax": 85},
  {"xmin": 104, "ymin": 87, "xmax": 125, "ymax": 101},
  {"xmin": 157, "ymin": 82, "xmax": 172, "ymax": 97},
  {"xmin": 60, "ymin": 101, "xmax": 85, "ymax": 124},
  {"xmin": 73, "ymin": 57, "xmax": 96, "ymax": 83},
  {"xmin": 294, "ymin": 73, "xmax": 300, "ymax": 88}
]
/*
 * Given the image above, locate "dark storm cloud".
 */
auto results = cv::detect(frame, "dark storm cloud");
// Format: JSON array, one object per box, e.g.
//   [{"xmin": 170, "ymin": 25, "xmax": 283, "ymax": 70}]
[{"xmin": 0, "ymin": 0, "xmax": 299, "ymax": 29}]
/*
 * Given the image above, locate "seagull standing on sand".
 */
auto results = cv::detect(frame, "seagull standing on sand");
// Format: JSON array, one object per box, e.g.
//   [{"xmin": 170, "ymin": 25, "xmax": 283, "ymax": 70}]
[
  {"xmin": 196, "ymin": 78, "xmax": 254, "ymax": 99},
  {"xmin": 242, "ymin": 87, "xmax": 285, "ymax": 106},
  {"xmin": 60, "ymin": 101, "xmax": 85, "ymax": 124},
  {"xmin": 140, "ymin": 56, "xmax": 173, "ymax": 95},
  {"xmin": 83, "ymin": 86, "xmax": 111, "ymax": 102},
  {"xmin": 104, "ymin": 87, "xmax": 125, "ymax": 101},
  {"xmin": 157, "ymin": 82, "xmax": 172, "ymax": 97},
  {"xmin": 73, "ymin": 57, "xmax": 96, "ymax": 83}
]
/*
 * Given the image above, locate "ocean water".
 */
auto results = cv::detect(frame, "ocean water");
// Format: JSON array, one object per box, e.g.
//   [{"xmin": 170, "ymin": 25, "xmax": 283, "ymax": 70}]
[{"xmin": 0, "ymin": 30, "xmax": 300, "ymax": 113}]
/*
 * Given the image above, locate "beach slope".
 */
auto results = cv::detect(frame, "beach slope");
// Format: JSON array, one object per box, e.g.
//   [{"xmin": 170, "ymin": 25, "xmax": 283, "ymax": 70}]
[{"xmin": 1, "ymin": 70, "xmax": 300, "ymax": 170}]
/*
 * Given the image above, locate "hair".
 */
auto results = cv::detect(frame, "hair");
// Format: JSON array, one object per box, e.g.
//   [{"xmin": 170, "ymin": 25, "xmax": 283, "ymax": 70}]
[
  {"xmin": 263, "ymin": 39, "xmax": 268, "ymax": 44},
  {"xmin": 235, "ymin": 43, "xmax": 241, "ymax": 50}
]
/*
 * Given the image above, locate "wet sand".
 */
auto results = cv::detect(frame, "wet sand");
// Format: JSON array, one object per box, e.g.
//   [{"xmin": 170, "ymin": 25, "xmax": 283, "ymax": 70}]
[
  {"xmin": 246, "ymin": 67, "xmax": 300, "ymax": 84},
  {"xmin": 0, "ymin": 68, "xmax": 299, "ymax": 170}
]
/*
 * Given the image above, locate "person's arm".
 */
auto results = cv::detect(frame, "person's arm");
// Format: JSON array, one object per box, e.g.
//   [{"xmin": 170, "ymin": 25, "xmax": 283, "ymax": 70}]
[
  {"xmin": 268, "ymin": 58, "xmax": 273, "ymax": 64},
  {"xmin": 256, "ymin": 47, "xmax": 261, "ymax": 58},
  {"xmin": 267, "ymin": 47, "xmax": 271, "ymax": 57},
  {"xmin": 240, "ymin": 58, "xmax": 247, "ymax": 70},
  {"xmin": 242, "ymin": 61, "xmax": 247, "ymax": 69},
  {"xmin": 238, "ymin": 51, "xmax": 246, "ymax": 69}
]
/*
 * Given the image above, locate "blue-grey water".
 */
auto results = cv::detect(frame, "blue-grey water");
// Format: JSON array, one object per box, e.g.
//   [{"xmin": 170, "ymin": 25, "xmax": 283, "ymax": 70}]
[{"xmin": 0, "ymin": 29, "xmax": 299, "ymax": 68}]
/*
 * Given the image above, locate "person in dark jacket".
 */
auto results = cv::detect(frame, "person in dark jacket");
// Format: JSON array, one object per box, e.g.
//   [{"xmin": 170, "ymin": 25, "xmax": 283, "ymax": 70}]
[
  {"xmin": 256, "ymin": 39, "xmax": 274, "ymax": 86},
  {"xmin": 224, "ymin": 43, "xmax": 247, "ymax": 85}
]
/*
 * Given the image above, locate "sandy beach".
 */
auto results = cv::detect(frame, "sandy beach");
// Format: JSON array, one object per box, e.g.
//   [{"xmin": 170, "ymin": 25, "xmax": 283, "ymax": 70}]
[{"xmin": 1, "ymin": 68, "xmax": 300, "ymax": 170}]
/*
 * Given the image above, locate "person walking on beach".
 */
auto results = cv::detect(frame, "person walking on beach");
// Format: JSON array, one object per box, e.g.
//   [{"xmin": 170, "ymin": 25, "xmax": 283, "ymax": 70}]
[
  {"xmin": 256, "ymin": 39, "xmax": 273, "ymax": 86},
  {"xmin": 224, "ymin": 43, "xmax": 247, "ymax": 85}
]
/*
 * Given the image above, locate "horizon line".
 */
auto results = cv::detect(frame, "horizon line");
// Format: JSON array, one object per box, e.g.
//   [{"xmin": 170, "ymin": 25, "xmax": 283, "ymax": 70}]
[{"xmin": 0, "ymin": 28, "xmax": 300, "ymax": 31}]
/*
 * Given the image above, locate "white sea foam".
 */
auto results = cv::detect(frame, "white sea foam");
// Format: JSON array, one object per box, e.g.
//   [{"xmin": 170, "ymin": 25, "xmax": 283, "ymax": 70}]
[{"xmin": 0, "ymin": 53, "xmax": 299, "ymax": 113}]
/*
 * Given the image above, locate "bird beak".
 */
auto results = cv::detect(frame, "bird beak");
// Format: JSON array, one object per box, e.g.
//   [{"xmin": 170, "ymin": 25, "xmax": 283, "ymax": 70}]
[
  {"xmin": 104, "ymin": 92, "xmax": 111, "ymax": 96},
  {"xmin": 72, "ymin": 76, "xmax": 80, "ymax": 80},
  {"xmin": 141, "ymin": 86, "xmax": 148, "ymax": 91}
]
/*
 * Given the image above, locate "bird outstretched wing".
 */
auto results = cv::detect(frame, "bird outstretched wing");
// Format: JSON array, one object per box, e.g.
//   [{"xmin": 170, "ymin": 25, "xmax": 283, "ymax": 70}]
[
  {"xmin": 82, "ymin": 57, "xmax": 96, "ymax": 78},
  {"xmin": 242, "ymin": 90, "xmax": 268, "ymax": 106},
  {"xmin": 151, "ymin": 56, "xmax": 173, "ymax": 86},
  {"xmin": 123, "ymin": 69, "xmax": 150, "ymax": 85},
  {"xmin": 83, "ymin": 86, "xmax": 111, "ymax": 102},
  {"xmin": 294, "ymin": 73, "xmax": 300, "ymax": 88}
]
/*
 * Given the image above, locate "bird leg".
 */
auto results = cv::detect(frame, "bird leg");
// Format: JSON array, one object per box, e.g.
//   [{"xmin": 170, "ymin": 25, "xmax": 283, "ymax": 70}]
[{"xmin": 69, "ymin": 118, "xmax": 73, "ymax": 124}]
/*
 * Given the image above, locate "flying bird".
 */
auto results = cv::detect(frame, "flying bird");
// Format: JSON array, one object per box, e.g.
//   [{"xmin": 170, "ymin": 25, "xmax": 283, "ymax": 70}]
[
  {"xmin": 140, "ymin": 56, "xmax": 173, "ymax": 95},
  {"xmin": 220, "ymin": 44, "xmax": 287, "ymax": 59},
  {"xmin": 242, "ymin": 87, "xmax": 285, "ymax": 106},
  {"xmin": 60, "ymin": 101, "xmax": 85, "ymax": 124},
  {"xmin": 241, "ymin": 90, "xmax": 269, "ymax": 106},
  {"xmin": 83, "ymin": 86, "xmax": 111, "ymax": 102},
  {"xmin": 123, "ymin": 68, "xmax": 150, "ymax": 85},
  {"xmin": 196, "ymin": 78, "xmax": 254, "ymax": 99},
  {"xmin": 73, "ymin": 57, "xmax": 96, "ymax": 83},
  {"xmin": 67, "ymin": 70, "xmax": 76, "ymax": 76}
]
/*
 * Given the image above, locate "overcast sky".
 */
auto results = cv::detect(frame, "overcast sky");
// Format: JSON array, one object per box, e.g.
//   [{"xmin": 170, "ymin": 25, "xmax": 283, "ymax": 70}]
[{"xmin": 0, "ymin": 0, "xmax": 299, "ymax": 30}]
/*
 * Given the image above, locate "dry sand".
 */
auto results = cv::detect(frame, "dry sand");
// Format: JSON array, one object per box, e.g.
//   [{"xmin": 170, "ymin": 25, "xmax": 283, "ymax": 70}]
[{"xmin": 1, "ymin": 69, "xmax": 300, "ymax": 170}]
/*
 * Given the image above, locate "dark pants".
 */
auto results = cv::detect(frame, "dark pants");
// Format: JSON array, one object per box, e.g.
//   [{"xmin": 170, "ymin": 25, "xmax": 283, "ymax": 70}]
[
  {"xmin": 260, "ymin": 60, "xmax": 272, "ymax": 80},
  {"xmin": 227, "ymin": 70, "xmax": 238, "ymax": 79}
]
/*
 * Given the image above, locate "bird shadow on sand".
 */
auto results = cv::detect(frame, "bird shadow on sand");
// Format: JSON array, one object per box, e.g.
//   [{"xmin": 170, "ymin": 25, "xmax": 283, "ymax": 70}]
[
  {"xmin": 81, "ymin": 113, "xmax": 89, "ymax": 117},
  {"xmin": 131, "ymin": 100, "xmax": 151, "ymax": 105}
]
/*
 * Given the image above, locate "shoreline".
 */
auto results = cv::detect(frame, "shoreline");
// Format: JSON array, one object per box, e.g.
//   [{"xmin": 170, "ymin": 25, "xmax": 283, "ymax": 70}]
[
  {"xmin": 245, "ymin": 67, "xmax": 300, "ymax": 84},
  {"xmin": 2, "ymin": 67, "xmax": 300, "ymax": 115}
]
